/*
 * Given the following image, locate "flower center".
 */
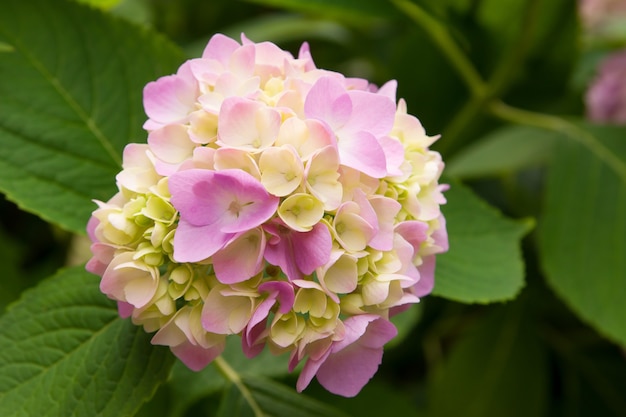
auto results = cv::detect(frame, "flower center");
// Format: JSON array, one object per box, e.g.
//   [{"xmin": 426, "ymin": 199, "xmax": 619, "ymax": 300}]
[{"xmin": 228, "ymin": 200, "xmax": 243, "ymax": 216}]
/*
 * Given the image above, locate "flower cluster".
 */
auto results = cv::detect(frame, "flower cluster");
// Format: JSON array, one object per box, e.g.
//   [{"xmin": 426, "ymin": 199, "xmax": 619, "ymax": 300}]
[{"xmin": 87, "ymin": 33, "xmax": 448, "ymax": 397}]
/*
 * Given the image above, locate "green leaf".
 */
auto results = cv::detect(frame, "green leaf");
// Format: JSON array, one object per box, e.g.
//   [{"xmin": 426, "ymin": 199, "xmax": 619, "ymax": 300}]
[
  {"xmin": 0, "ymin": 226, "xmax": 23, "ymax": 311},
  {"xmin": 428, "ymin": 301, "xmax": 548, "ymax": 417},
  {"xmin": 540, "ymin": 124, "xmax": 626, "ymax": 346},
  {"xmin": 0, "ymin": 266, "xmax": 174, "ymax": 417},
  {"xmin": 0, "ymin": 0, "xmax": 184, "ymax": 233},
  {"xmin": 446, "ymin": 126, "xmax": 557, "ymax": 179},
  {"xmin": 217, "ymin": 375, "xmax": 350, "ymax": 417},
  {"xmin": 240, "ymin": 0, "xmax": 400, "ymax": 24},
  {"xmin": 434, "ymin": 182, "xmax": 532, "ymax": 303},
  {"xmin": 168, "ymin": 337, "xmax": 291, "ymax": 417}
]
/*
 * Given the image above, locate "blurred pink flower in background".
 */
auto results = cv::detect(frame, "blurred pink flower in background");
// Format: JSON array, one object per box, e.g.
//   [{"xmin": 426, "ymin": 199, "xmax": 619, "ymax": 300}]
[
  {"xmin": 579, "ymin": 0, "xmax": 626, "ymax": 31},
  {"xmin": 586, "ymin": 49, "xmax": 626, "ymax": 124}
]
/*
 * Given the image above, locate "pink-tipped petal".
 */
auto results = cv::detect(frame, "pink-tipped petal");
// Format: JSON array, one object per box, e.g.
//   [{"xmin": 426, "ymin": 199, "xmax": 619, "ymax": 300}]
[
  {"xmin": 171, "ymin": 342, "xmax": 224, "ymax": 371},
  {"xmin": 413, "ymin": 255, "xmax": 436, "ymax": 297},
  {"xmin": 379, "ymin": 135, "xmax": 405, "ymax": 177},
  {"xmin": 213, "ymin": 228, "xmax": 266, "ymax": 284},
  {"xmin": 292, "ymin": 222, "xmax": 332, "ymax": 275},
  {"xmin": 172, "ymin": 219, "xmax": 232, "ymax": 262},
  {"xmin": 143, "ymin": 62, "xmax": 198, "ymax": 127},
  {"xmin": 304, "ymin": 76, "xmax": 352, "ymax": 130},
  {"xmin": 259, "ymin": 281, "xmax": 296, "ymax": 314},
  {"xmin": 337, "ymin": 131, "xmax": 387, "ymax": 178},
  {"xmin": 202, "ymin": 33, "xmax": 240, "ymax": 62},
  {"xmin": 343, "ymin": 90, "xmax": 395, "ymax": 137},
  {"xmin": 314, "ymin": 316, "xmax": 397, "ymax": 397}
]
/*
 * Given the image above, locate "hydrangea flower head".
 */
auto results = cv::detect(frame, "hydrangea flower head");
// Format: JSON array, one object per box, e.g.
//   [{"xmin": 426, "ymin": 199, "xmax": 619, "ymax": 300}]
[{"xmin": 87, "ymin": 33, "xmax": 448, "ymax": 397}]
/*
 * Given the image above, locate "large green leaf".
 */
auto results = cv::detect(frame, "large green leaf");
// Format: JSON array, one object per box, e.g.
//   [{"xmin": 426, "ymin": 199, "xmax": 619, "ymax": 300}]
[
  {"xmin": 540, "ymin": 123, "xmax": 626, "ymax": 346},
  {"xmin": 0, "ymin": 226, "xmax": 23, "ymax": 311},
  {"xmin": 0, "ymin": 0, "xmax": 183, "ymax": 233},
  {"xmin": 427, "ymin": 301, "xmax": 549, "ymax": 417},
  {"xmin": 446, "ymin": 126, "xmax": 557, "ymax": 179},
  {"xmin": 434, "ymin": 182, "xmax": 532, "ymax": 303},
  {"xmin": 0, "ymin": 266, "xmax": 174, "ymax": 417}
]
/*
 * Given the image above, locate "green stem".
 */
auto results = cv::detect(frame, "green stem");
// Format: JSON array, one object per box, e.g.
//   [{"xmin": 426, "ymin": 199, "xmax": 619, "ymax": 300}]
[
  {"xmin": 486, "ymin": 0, "xmax": 540, "ymax": 98},
  {"xmin": 391, "ymin": 0, "xmax": 487, "ymax": 98},
  {"xmin": 489, "ymin": 100, "xmax": 626, "ymax": 182},
  {"xmin": 441, "ymin": 0, "xmax": 541, "ymax": 153},
  {"xmin": 213, "ymin": 356, "xmax": 265, "ymax": 417},
  {"xmin": 393, "ymin": 0, "xmax": 542, "ymax": 154}
]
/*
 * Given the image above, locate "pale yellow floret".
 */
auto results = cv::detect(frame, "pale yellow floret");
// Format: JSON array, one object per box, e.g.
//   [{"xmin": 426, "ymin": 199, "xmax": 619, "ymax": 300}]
[
  {"xmin": 189, "ymin": 110, "xmax": 218, "ymax": 143},
  {"xmin": 213, "ymin": 148, "xmax": 261, "ymax": 179},
  {"xmin": 167, "ymin": 265, "xmax": 194, "ymax": 300},
  {"xmin": 141, "ymin": 195, "xmax": 177, "ymax": 225},
  {"xmin": 99, "ymin": 210, "xmax": 141, "ymax": 246},
  {"xmin": 259, "ymin": 145, "xmax": 304, "ymax": 196},
  {"xmin": 133, "ymin": 242, "xmax": 164, "ymax": 267},
  {"xmin": 131, "ymin": 277, "xmax": 175, "ymax": 333},
  {"xmin": 305, "ymin": 146, "xmax": 342, "ymax": 211},
  {"xmin": 294, "ymin": 286, "xmax": 328, "ymax": 317},
  {"xmin": 320, "ymin": 252, "xmax": 359, "ymax": 294},
  {"xmin": 270, "ymin": 311, "xmax": 306, "ymax": 348},
  {"xmin": 278, "ymin": 193, "xmax": 324, "ymax": 232}
]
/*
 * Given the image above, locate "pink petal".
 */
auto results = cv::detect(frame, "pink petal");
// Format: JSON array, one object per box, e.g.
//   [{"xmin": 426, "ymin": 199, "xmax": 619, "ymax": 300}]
[
  {"xmin": 342, "ymin": 90, "xmax": 395, "ymax": 137},
  {"xmin": 217, "ymin": 97, "xmax": 280, "ymax": 150},
  {"xmin": 117, "ymin": 301, "xmax": 133, "ymax": 318},
  {"xmin": 297, "ymin": 315, "xmax": 397, "ymax": 397},
  {"xmin": 337, "ymin": 130, "xmax": 387, "ymax": 178},
  {"xmin": 172, "ymin": 219, "xmax": 233, "ymax": 262},
  {"xmin": 87, "ymin": 215, "xmax": 99, "ymax": 242},
  {"xmin": 395, "ymin": 220, "xmax": 429, "ymax": 253},
  {"xmin": 413, "ymin": 255, "xmax": 436, "ymax": 297},
  {"xmin": 263, "ymin": 221, "xmax": 303, "ymax": 281},
  {"xmin": 148, "ymin": 124, "xmax": 195, "ymax": 164},
  {"xmin": 378, "ymin": 135, "xmax": 405, "ymax": 177},
  {"xmin": 171, "ymin": 342, "xmax": 224, "ymax": 371},
  {"xmin": 259, "ymin": 281, "xmax": 296, "ymax": 314},
  {"xmin": 304, "ymin": 76, "xmax": 352, "ymax": 130},
  {"xmin": 292, "ymin": 222, "xmax": 332, "ymax": 275},
  {"xmin": 367, "ymin": 195, "xmax": 401, "ymax": 251},
  {"xmin": 297, "ymin": 42, "xmax": 316, "ymax": 71},
  {"xmin": 242, "ymin": 319, "xmax": 267, "ymax": 358},
  {"xmin": 169, "ymin": 168, "xmax": 278, "ymax": 232},
  {"xmin": 432, "ymin": 214, "xmax": 449, "ymax": 252},
  {"xmin": 315, "ymin": 316, "xmax": 397, "ymax": 397},
  {"xmin": 376, "ymin": 80, "xmax": 397, "ymax": 102},
  {"xmin": 189, "ymin": 58, "xmax": 223, "ymax": 86},
  {"xmin": 86, "ymin": 242, "xmax": 114, "ymax": 276},
  {"xmin": 202, "ymin": 33, "xmax": 240, "ymax": 62},
  {"xmin": 143, "ymin": 62, "xmax": 198, "ymax": 127},
  {"xmin": 202, "ymin": 288, "xmax": 254, "ymax": 334},
  {"xmin": 242, "ymin": 281, "xmax": 295, "ymax": 357},
  {"xmin": 229, "ymin": 44, "xmax": 256, "ymax": 77},
  {"xmin": 213, "ymin": 228, "xmax": 266, "ymax": 284}
]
